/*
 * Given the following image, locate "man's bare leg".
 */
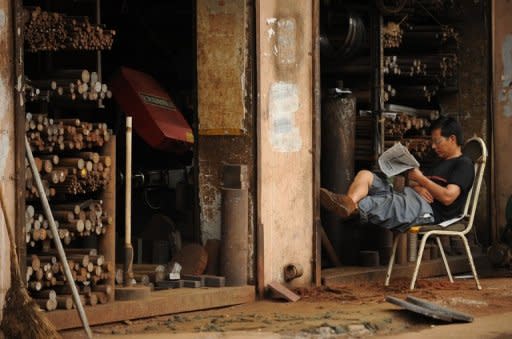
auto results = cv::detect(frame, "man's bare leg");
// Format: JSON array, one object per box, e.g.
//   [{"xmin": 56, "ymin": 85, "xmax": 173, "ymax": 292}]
[
  {"xmin": 320, "ymin": 170, "xmax": 374, "ymax": 218},
  {"xmin": 347, "ymin": 169, "xmax": 374, "ymax": 204}
]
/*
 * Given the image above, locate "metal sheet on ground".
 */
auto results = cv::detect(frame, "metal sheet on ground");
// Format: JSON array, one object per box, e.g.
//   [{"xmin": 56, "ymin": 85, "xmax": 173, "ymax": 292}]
[
  {"xmin": 406, "ymin": 295, "xmax": 473, "ymax": 323},
  {"xmin": 386, "ymin": 295, "xmax": 453, "ymax": 322}
]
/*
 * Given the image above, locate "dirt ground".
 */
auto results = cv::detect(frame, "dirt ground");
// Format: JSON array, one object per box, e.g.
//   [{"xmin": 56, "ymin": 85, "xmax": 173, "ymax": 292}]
[{"xmin": 62, "ymin": 272, "xmax": 512, "ymax": 338}]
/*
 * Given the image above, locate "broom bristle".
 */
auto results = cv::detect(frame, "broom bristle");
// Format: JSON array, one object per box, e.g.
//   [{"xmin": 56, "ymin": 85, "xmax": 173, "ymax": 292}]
[{"xmin": 1, "ymin": 267, "xmax": 61, "ymax": 339}]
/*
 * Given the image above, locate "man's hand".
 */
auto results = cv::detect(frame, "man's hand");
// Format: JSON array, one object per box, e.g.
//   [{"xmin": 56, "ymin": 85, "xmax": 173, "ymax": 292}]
[
  {"xmin": 413, "ymin": 185, "xmax": 434, "ymax": 203},
  {"xmin": 408, "ymin": 168, "xmax": 434, "ymax": 203},
  {"xmin": 408, "ymin": 168, "xmax": 425, "ymax": 182}
]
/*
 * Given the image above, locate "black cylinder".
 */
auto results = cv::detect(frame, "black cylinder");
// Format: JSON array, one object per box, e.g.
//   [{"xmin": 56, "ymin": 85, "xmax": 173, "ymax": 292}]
[
  {"xmin": 321, "ymin": 89, "xmax": 356, "ymax": 264},
  {"xmin": 220, "ymin": 188, "xmax": 248, "ymax": 286}
]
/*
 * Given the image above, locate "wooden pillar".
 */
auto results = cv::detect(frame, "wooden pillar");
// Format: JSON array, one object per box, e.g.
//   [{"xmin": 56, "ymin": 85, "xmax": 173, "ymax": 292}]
[
  {"xmin": 0, "ymin": 0, "xmax": 17, "ymax": 321},
  {"xmin": 256, "ymin": 0, "xmax": 315, "ymax": 287}
]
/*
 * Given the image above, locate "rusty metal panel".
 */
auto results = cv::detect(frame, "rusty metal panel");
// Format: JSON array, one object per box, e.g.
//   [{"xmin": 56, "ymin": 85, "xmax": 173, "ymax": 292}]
[
  {"xmin": 257, "ymin": 0, "xmax": 314, "ymax": 286},
  {"xmin": 0, "ymin": 0, "xmax": 16, "ymax": 322},
  {"xmin": 197, "ymin": 0, "xmax": 247, "ymax": 135},
  {"xmin": 492, "ymin": 0, "xmax": 512, "ymax": 239}
]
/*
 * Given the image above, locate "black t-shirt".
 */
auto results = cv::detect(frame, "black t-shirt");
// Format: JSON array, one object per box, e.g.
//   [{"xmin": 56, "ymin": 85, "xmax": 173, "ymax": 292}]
[{"xmin": 423, "ymin": 155, "xmax": 474, "ymax": 222}]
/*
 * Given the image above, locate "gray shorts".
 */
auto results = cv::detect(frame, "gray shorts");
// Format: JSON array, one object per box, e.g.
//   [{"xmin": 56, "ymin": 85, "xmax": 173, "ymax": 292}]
[{"xmin": 358, "ymin": 173, "xmax": 435, "ymax": 232}]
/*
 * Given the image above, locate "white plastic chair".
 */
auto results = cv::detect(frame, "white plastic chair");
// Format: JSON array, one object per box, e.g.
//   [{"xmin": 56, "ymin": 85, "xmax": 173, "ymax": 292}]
[{"xmin": 385, "ymin": 136, "xmax": 487, "ymax": 290}]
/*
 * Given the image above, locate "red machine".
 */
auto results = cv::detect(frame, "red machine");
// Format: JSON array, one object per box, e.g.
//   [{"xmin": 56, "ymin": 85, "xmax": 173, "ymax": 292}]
[{"xmin": 110, "ymin": 67, "xmax": 194, "ymax": 152}]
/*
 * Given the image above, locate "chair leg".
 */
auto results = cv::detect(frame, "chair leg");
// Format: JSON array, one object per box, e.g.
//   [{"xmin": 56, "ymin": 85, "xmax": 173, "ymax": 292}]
[
  {"xmin": 385, "ymin": 232, "xmax": 401, "ymax": 286},
  {"xmin": 410, "ymin": 233, "xmax": 429, "ymax": 290},
  {"xmin": 436, "ymin": 236, "xmax": 453, "ymax": 283},
  {"xmin": 460, "ymin": 235, "xmax": 482, "ymax": 290}
]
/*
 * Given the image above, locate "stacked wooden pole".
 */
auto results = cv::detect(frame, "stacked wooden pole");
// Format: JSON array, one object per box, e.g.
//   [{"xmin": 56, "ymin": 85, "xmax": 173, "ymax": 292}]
[
  {"xmin": 26, "ymin": 251, "xmax": 113, "ymax": 311},
  {"xmin": 26, "ymin": 69, "xmax": 112, "ymax": 103},
  {"xmin": 26, "ymin": 113, "xmax": 112, "ymax": 152},
  {"xmin": 25, "ymin": 200, "xmax": 113, "ymax": 247},
  {"xmin": 24, "ymin": 7, "xmax": 115, "ymax": 52},
  {"xmin": 384, "ymin": 54, "xmax": 457, "ymax": 79},
  {"xmin": 382, "ymin": 21, "xmax": 403, "ymax": 48}
]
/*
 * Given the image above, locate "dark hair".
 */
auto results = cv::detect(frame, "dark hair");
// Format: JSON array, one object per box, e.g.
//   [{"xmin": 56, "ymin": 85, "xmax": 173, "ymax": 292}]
[{"xmin": 431, "ymin": 116, "xmax": 464, "ymax": 146}]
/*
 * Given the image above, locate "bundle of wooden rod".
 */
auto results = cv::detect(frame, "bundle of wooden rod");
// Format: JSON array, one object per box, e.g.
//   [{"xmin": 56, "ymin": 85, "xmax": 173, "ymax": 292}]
[
  {"xmin": 25, "ymin": 69, "xmax": 112, "ymax": 103},
  {"xmin": 26, "ymin": 113, "xmax": 112, "ymax": 153},
  {"xmin": 390, "ymin": 85, "xmax": 439, "ymax": 103},
  {"xmin": 402, "ymin": 24, "xmax": 459, "ymax": 45},
  {"xmin": 26, "ymin": 250, "xmax": 113, "ymax": 311},
  {"xmin": 384, "ymin": 54, "xmax": 457, "ymax": 79},
  {"xmin": 24, "ymin": 7, "xmax": 115, "ymax": 52},
  {"xmin": 25, "ymin": 151, "xmax": 112, "ymax": 198},
  {"xmin": 24, "ymin": 200, "xmax": 113, "ymax": 248},
  {"xmin": 115, "ymin": 264, "xmax": 167, "ymax": 286},
  {"xmin": 383, "ymin": 113, "xmax": 431, "ymax": 139},
  {"xmin": 383, "ymin": 21, "xmax": 403, "ymax": 48}
]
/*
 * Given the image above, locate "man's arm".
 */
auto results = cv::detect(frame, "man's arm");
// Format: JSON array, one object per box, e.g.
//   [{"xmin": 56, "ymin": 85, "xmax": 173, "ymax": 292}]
[{"xmin": 408, "ymin": 168, "xmax": 461, "ymax": 205}]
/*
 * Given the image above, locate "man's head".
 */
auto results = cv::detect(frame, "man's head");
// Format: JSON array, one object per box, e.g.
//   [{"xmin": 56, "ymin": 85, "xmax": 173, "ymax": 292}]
[{"xmin": 430, "ymin": 116, "xmax": 463, "ymax": 159}]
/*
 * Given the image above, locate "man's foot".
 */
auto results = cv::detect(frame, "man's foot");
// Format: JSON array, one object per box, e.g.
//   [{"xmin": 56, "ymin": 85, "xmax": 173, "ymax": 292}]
[{"xmin": 320, "ymin": 188, "xmax": 357, "ymax": 218}]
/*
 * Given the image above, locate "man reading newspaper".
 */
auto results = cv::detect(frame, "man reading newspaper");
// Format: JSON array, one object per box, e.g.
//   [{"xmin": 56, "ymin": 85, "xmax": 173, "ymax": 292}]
[{"xmin": 320, "ymin": 117, "xmax": 474, "ymax": 232}]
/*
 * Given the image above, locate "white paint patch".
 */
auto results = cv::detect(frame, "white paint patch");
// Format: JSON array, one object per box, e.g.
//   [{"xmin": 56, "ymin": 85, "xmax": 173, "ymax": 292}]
[
  {"xmin": 266, "ymin": 17, "xmax": 277, "ymax": 25},
  {"xmin": 266, "ymin": 27, "xmax": 275, "ymax": 39},
  {"xmin": 276, "ymin": 18, "xmax": 296, "ymax": 65},
  {"xmin": 499, "ymin": 34, "xmax": 512, "ymax": 117},
  {"xmin": 268, "ymin": 82, "xmax": 302, "ymax": 152}
]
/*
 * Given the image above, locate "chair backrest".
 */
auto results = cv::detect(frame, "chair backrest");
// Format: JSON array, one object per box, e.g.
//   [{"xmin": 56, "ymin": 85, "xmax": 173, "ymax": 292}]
[{"xmin": 460, "ymin": 137, "xmax": 487, "ymax": 234}]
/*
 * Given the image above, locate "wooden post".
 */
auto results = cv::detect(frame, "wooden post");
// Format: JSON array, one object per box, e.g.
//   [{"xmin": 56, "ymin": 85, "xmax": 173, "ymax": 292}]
[
  {"xmin": 99, "ymin": 136, "xmax": 115, "ymax": 299},
  {"xmin": 123, "ymin": 117, "xmax": 133, "ymax": 286},
  {"xmin": 0, "ymin": 0, "xmax": 17, "ymax": 322}
]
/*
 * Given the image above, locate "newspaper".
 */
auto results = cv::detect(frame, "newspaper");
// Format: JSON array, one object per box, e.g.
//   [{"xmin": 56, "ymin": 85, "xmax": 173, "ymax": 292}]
[{"xmin": 378, "ymin": 142, "xmax": 420, "ymax": 177}]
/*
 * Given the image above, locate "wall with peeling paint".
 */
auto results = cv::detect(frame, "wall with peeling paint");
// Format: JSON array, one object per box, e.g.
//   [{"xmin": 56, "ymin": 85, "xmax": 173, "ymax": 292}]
[
  {"xmin": 0, "ymin": 0, "xmax": 16, "ymax": 322},
  {"xmin": 440, "ymin": 0, "xmax": 491, "ymax": 244},
  {"xmin": 492, "ymin": 0, "xmax": 512, "ymax": 238},
  {"xmin": 197, "ymin": 0, "xmax": 256, "ymax": 282},
  {"xmin": 257, "ymin": 0, "xmax": 314, "ymax": 286}
]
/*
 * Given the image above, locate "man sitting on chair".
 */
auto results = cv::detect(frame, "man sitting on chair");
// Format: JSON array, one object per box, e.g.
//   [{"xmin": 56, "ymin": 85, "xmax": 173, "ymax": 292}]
[{"xmin": 320, "ymin": 116, "xmax": 475, "ymax": 232}]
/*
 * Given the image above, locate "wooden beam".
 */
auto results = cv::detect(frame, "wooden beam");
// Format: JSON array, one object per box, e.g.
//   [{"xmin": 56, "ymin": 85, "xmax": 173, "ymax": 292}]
[{"xmin": 46, "ymin": 286, "xmax": 255, "ymax": 330}]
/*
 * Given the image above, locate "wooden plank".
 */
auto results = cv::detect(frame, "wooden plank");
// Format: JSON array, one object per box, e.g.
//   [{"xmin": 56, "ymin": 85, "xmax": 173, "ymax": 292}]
[
  {"xmin": 114, "ymin": 285, "xmax": 151, "ymax": 301},
  {"xmin": 322, "ymin": 254, "xmax": 490, "ymax": 285},
  {"xmin": 46, "ymin": 286, "xmax": 255, "ymax": 330},
  {"xmin": 268, "ymin": 281, "xmax": 300, "ymax": 302}
]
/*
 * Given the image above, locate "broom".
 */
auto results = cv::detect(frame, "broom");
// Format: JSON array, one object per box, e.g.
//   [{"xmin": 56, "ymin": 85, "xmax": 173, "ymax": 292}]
[{"xmin": 0, "ymin": 186, "xmax": 61, "ymax": 338}]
